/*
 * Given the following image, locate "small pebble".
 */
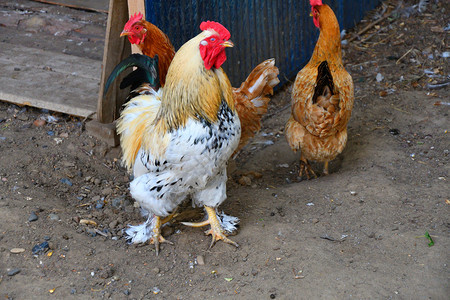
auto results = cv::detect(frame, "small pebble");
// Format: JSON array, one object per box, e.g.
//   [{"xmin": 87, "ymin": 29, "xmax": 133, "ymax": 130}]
[
  {"xmin": 49, "ymin": 213, "xmax": 60, "ymax": 221},
  {"xmin": 350, "ymin": 191, "xmax": 357, "ymax": 196},
  {"xmin": 111, "ymin": 196, "xmax": 126, "ymax": 208},
  {"xmin": 389, "ymin": 128, "xmax": 400, "ymax": 135},
  {"xmin": 70, "ymin": 289, "xmax": 76, "ymax": 294},
  {"xmin": 312, "ymin": 218, "xmax": 319, "ymax": 224},
  {"xmin": 152, "ymin": 267, "xmax": 160, "ymax": 274},
  {"xmin": 95, "ymin": 201, "xmax": 104, "ymax": 210},
  {"xmin": 7, "ymin": 268, "xmax": 21, "ymax": 276},
  {"xmin": 32, "ymin": 241, "xmax": 49, "ymax": 255},
  {"xmin": 270, "ymin": 294, "xmax": 276, "ymax": 299},
  {"xmin": 123, "ymin": 290, "xmax": 130, "ymax": 296},
  {"xmin": 197, "ymin": 255, "xmax": 205, "ymax": 266},
  {"xmin": 10, "ymin": 248, "xmax": 25, "ymax": 254},
  {"xmin": 33, "ymin": 119, "xmax": 46, "ymax": 127},
  {"xmin": 102, "ymin": 187, "xmax": 113, "ymax": 195},
  {"xmin": 28, "ymin": 211, "xmax": 38, "ymax": 222},
  {"xmin": 109, "ymin": 220, "xmax": 118, "ymax": 229},
  {"xmin": 60, "ymin": 178, "xmax": 73, "ymax": 186},
  {"xmin": 86, "ymin": 229, "xmax": 97, "ymax": 237},
  {"xmin": 47, "ymin": 130, "xmax": 55, "ymax": 136}
]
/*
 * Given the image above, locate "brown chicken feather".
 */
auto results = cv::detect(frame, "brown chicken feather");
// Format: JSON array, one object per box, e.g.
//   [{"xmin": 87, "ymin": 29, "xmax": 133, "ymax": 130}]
[
  {"xmin": 285, "ymin": 2, "xmax": 354, "ymax": 178},
  {"xmin": 232, "ymin": 58, "xmax": 279, "ymax": 153}
]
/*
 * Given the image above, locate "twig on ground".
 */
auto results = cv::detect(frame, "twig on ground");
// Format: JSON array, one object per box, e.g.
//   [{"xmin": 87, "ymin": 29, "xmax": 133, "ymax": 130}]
[
  {"xmin": 348, "ymin": 11, "xmax": 394, "ymax": 43},
  {"xmin": 396, "ymin": 48, "xmax": 415, "ymax": 64}
]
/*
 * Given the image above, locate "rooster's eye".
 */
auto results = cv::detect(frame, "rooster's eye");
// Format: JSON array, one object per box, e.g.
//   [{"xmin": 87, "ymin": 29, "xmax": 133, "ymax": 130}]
[{"xmin": 210, "ymin": 38, "xmax": 216, "ymax": 42}]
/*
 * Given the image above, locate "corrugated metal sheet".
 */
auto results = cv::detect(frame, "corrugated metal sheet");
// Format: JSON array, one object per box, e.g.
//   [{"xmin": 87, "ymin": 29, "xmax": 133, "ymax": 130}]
[{"xmin": 145, "ymin": 0, "xmax": 380, "ymax": 87}]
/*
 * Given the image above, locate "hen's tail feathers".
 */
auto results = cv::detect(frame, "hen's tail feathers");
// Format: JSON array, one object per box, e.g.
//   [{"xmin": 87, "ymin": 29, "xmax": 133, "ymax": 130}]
[
  {"xmin": 117, "ymin": 86, "xmax": 162, "ymax": 172},
  {"xmin": 233, "ymin": 58, "xmax": 280, "ymax": 154},
  {"xmin": 104, "ymin": 54, "xmax": 160, "ymax": 97}
]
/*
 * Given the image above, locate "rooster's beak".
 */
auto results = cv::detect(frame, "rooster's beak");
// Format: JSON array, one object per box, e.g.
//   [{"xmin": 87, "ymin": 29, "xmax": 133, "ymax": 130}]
[
  {"xmin": 221, "ymin": 40, "xmax": 234, "ymax": 48},
  {"xmin": 309, "ymin": 12, "xmax": 313, "ymax": 17},
  {"xmin": 120, "ymin": 30, "xmax": 129, "ymax": 37}
]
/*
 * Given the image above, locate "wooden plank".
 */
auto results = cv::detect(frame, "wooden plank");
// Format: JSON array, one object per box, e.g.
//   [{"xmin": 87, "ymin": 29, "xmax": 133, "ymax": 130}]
[
  {"xmin": 127, "ymin": 0, "xmax": 146, "ymax": 54},
  {"xmin": 0, "ymin": 42, "xmax": 99, "ymax": 118},
  {"xmin": 31, "ymin": 0, "xmax": 109, "ymax": 13},
  {"xmin": 96, "ymin": 0, "xmax": 132, "ymax": 123}
]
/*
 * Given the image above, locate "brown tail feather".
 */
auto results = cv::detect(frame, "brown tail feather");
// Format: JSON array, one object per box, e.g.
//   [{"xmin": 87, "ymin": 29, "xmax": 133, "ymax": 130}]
[{"xmin": 233, "ymin": 58, "xmax": 280, "ymax": 154}]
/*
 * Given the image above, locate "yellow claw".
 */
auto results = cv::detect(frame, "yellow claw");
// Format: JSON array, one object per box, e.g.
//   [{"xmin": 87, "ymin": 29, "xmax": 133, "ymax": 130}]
[
  {"xmin": 181, "ymin": 206, "xmax": 239, "ymax": 248},
  {"xmin": 150, "ymin": 216, "xmax": 174, "ymax": 256}
]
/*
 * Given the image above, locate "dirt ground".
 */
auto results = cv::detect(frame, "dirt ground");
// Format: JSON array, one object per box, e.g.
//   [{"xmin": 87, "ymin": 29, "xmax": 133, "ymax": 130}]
[{"xmin": 0, "ymin": 0, "xmax": 449, "ymax": 299}]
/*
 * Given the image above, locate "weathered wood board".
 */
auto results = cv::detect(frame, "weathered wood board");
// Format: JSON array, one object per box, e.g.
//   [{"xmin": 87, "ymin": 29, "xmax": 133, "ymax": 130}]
[
  {"xmin": 31, "ymin": 0, "xmax": 109, "ymax": 13},
  {"xmin": 0, "ymin": 42, "xmax": 100, "ymax": 118}
]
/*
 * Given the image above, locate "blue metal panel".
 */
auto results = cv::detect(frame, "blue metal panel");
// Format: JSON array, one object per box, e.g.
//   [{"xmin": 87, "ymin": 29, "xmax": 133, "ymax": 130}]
[{"xmin": 145, "ymin": 0, "xmax": 381, "ymax": 88}]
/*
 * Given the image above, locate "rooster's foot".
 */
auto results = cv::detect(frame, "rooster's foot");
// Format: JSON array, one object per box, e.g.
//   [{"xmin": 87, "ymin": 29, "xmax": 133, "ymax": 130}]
[
  {"xmin": 150, "ymin": 216, "xmax": 173, "ymax": 256},
  {"xmin": 181, "ymin": 206, "xmax": 239, "ymax": 248}
]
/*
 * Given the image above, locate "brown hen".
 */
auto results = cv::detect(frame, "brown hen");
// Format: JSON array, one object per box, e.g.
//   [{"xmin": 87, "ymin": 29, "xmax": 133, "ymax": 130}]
[{"xmin": 285, "ymin": 0, "xmax": 354, "ymax": 178}]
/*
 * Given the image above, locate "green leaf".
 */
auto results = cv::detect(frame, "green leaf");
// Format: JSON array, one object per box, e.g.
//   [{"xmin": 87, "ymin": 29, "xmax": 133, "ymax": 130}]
[
  {"xmin": 224, "ymin": 277, "xmax": 233, "ymax": 282},
  {"xmin": 425, "ymin": 231, "xmax": 434, "ymax": 247}
]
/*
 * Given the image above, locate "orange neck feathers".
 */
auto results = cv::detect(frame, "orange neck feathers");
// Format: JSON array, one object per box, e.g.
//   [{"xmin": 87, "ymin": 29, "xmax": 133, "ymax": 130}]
[
  {"xmin": 138, "ymin": 21, "xmax": 175, "ymax": 86},
  {"xmin": 311, "ymin": 4, "xmax": 342, "ymax": 65}
]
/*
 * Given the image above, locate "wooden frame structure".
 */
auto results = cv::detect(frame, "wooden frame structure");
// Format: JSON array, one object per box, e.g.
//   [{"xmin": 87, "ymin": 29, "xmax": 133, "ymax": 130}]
[{"xmin": 87, "ymin": 0, "xmax": 145, "ymax": 146}]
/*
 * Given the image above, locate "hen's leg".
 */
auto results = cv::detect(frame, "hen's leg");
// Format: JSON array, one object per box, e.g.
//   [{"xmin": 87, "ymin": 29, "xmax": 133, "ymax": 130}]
[
  {"xmin": 182, "ymin": 206, "xmax": 239, "ymax": 248},
  {"xmin": 299, "ymin": 155, "xmax": 317, "ymax": 179},
  {"xmin": 150, "ymin": 216, "xmax": 174, "ymax": 256},
  {"xmin": 323, "ymin": 161, "xmax": 329, "ymax": 175}
]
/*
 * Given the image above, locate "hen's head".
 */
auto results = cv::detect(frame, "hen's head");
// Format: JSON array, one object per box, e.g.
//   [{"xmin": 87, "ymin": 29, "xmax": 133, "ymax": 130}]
[
  {"xmin": 198, "ymin": 21, "xmax": 233, "ymax": 70},
  {"xmin": 310, "ymin": 0, "xmax": 323, "ymax": 28},
  {"xmin": 121, "ymin": 12, "xmax": 147, "ymax": 45}
]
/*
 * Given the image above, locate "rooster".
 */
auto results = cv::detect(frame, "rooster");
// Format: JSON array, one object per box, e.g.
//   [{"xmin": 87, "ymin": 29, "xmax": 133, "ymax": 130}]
[
  {"xmin": 120, "ymin": 12, "xmax": 175, "ymax": 87},
  {"xmin": 117, "ymin": 21, "xmax": 240, "ymax": 254},
  {"xmin": 285, "ymin": 0, "xmax": 354, "ymax": 178},
  {"xmin": 119, "ymin": 12, "xmax": 279, "ymax": 153}
]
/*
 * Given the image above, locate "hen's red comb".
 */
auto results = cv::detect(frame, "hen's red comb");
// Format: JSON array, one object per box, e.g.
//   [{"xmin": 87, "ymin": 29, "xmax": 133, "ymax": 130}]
[
  {"xmin": 310, "ymin": 0, "xmax": 323, "ymax": 6},
  {"xmin": 200, "ymin": 21, "xmax": 231, "ymax": 40},
  {"xmin": 124, "ymin": 12, "xmax": 143, "ymax": 31}
]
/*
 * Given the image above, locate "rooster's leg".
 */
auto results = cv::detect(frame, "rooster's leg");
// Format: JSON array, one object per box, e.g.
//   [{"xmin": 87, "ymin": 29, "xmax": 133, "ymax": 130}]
[
  {"xmin": 150, "ymin": 216, "xmax": 174, "ymax": 256},
  {"xmin": 323, "ymin": 161, "xmax": 329, "ymax": 175},
  {"xmin": 181, "ymin": 206, "xmax": 239, "ymax": 248},
  {"xmin": 161, "ymin": 208, "xmax": 179, "ymax": 224},
  {"xmin": 299, "ymin": 155, "xmax": 317, "ymax": 179}
]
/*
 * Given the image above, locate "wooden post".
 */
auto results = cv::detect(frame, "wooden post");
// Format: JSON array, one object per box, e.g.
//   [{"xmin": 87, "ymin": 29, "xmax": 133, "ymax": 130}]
[
  {"xmin": 89, "ymin": 0, "xmax": 145, "ymax": 146},
  {"xmin": 127, "ymin": 0, "xmax": 146, "ymax": 55},
  {"xmin": 96, "ymin": 0, "xmax": 132, "ymax": 124}
]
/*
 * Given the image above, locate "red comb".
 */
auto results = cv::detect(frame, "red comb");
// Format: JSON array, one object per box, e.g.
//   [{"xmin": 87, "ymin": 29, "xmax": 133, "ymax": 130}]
[
  {"xmin": 124, "ymin": 12, "xmax": 143, "ymax": 31},
  {"xmin": 310, "ymin": 0, "xmax": 323, "ymax": 6},
  {"xmin": 200, "ymin": 21, "xmax": 231, "ymax": 40}
]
